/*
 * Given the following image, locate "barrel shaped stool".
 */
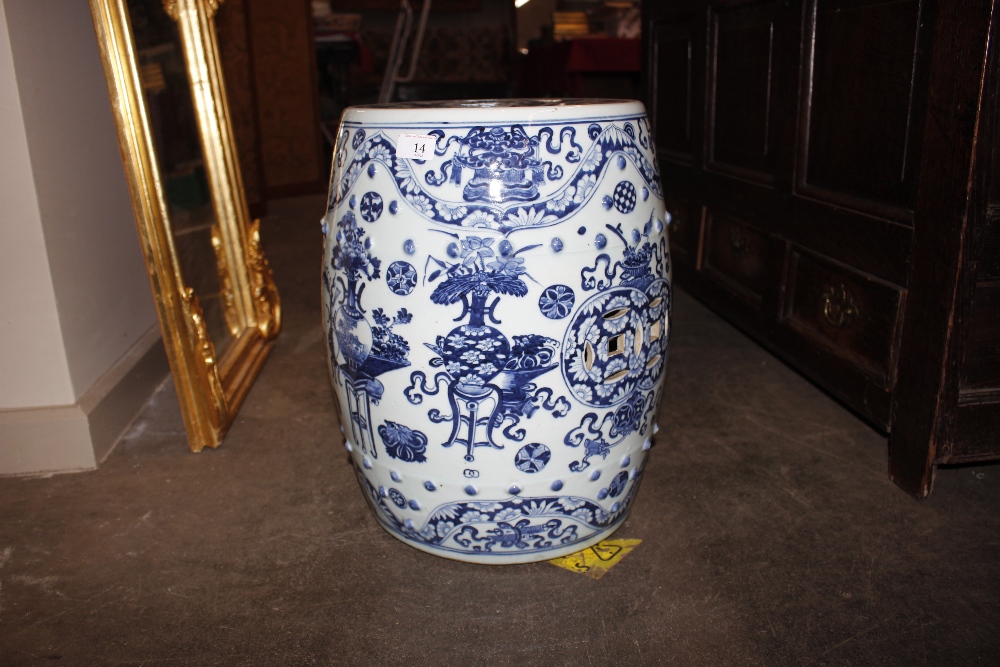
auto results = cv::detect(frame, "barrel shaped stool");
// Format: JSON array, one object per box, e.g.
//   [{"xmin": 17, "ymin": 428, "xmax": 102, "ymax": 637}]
[{"xmin": 322, "ymin": 99, "xmax": 671, "ymax": 564}]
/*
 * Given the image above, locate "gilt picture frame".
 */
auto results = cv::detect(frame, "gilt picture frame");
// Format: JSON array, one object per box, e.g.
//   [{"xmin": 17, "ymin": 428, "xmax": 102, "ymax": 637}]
[{"xmin": 89, "ymin": 0, "xmax": 280, "ymax": 452}]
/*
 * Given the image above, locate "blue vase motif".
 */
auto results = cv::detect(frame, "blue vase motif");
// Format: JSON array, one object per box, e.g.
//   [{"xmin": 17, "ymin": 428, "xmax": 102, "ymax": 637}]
[
  {"xmin": 324, "ymin": 100, "xmax": 670, "ymax": 564},
  {"xmin": 449, "ymin": 126, "xmax": 544, "ymax": 203},
  {"xmin": 325, "ymin": 210, "xmax": 413, "ymax": 457},
  {"xmin": 417, "ymin": 235, "xmax": 564, "ymax": 463}
]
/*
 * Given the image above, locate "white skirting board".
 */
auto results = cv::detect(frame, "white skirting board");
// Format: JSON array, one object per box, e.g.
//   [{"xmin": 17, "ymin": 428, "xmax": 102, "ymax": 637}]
[{"xmin": 0, "ymin": 325, "xmax": 170, "ymax": 476}]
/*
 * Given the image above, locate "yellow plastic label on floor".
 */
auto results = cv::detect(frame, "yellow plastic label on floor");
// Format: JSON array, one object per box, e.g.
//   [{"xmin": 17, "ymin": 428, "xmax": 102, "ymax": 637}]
[{"xmin": 549, "ymin": 539, "xmax": 641, "ymax": 579}]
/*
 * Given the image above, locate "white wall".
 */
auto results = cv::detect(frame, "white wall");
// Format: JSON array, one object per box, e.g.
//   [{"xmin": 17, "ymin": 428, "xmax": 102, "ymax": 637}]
[
  {"xmin": 0, "ymin": 0, "xmax": 75, "ymax": 409},
  {"xmin": 4, "ymin": 0, "xmax": 158, "ymax": 400},
  {"xmin": 0, "ymin": 0, "xmax": 166, "ymax": 474}
]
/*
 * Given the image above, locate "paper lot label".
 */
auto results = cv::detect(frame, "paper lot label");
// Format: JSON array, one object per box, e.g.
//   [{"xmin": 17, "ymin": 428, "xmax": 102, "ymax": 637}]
[{"xmin": 396, "ymin": 134, "xmax": 436, "ymax": 160}]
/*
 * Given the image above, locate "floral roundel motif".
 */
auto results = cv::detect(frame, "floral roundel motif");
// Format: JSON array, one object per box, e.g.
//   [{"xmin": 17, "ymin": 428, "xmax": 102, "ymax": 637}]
[
  {"xmin": 561, "ymin": 287, "xmax": 658, "ymax": 407},
  {"xmin": 538, "ymin": 284, "xmax": 576, "ymax": 320},
  {"xmin": 388, "ymin": 488, "xmax": 406, "ymax": 508},
  {"xmin": 359, "ymin": 191, "xmax": 384, "ymax": 222},
  {"xmin": 514, "ymin": 443, "xmax": 551, "ymax": 473},
  {"xmin": 608, "ymin": 471, "xmax": 628, "ymax": 498},
  {"xmin": 352, "ymin": 129, "xmax": 366, "ymax": 149},
  {"xmin": 612, "ymin": 181, "xmax": 637, "ymax": 214},
  {"xmin": 385, "ymin": 261, "xmax": 418, "ymax": 295}
]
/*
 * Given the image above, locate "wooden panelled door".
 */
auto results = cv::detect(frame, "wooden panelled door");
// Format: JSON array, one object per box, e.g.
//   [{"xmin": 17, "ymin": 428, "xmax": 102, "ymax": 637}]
[{"xmin": 644, "ymin": 0, "xmax": 998, "ymax": 496}]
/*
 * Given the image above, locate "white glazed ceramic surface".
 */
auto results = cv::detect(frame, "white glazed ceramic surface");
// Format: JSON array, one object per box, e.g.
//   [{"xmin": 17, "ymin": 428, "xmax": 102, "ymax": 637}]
[{"xmin": 322, "ymin": 99, "xmax": 671, "ymax": 564}]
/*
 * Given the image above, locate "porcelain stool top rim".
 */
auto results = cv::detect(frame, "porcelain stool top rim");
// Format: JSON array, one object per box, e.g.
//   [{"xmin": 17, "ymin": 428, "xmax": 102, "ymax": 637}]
[{"xmin": 340, "ymin": 98, "xmax": 647, "ymax": 125}]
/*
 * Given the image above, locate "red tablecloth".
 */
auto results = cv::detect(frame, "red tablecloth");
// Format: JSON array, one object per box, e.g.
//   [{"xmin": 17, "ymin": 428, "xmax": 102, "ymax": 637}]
[
  {"xmin": 563, "ymin": 37, "xmax": 641, "ymax": 72},
  {"xmin": 519, "ymin": 38, "xmax": 641, "ymax": 97}
]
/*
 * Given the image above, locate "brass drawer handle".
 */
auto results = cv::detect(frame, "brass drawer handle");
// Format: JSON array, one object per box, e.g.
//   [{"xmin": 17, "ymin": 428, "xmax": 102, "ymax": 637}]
[
  {"xmin": 729, "ymin": 226, "xmax": 748, "ymax": 258},
  {"xmin": 822, "ymin": 283, "xmax": 857, "ymax": 329}
]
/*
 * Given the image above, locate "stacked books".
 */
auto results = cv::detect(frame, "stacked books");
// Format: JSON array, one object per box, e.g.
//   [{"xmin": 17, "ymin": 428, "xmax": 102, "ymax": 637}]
[{"xmin": 552, "ymin": 12, "xmax": 590, "ymax": 40}]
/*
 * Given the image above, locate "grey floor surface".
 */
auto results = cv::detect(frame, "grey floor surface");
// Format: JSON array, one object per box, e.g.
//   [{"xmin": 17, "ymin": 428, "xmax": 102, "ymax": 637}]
[{"xmin": 1, "ymin": 195, "xmax": 998, "ymax": 666}]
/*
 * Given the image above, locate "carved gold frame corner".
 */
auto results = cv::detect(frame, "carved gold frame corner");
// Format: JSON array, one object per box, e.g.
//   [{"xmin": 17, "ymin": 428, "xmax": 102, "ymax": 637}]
[{"xmin": 90, "ymin": 0, "xmax": 281, "ymax": 452}]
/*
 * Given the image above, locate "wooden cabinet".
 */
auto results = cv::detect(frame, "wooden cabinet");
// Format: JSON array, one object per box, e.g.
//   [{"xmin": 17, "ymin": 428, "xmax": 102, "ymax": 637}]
[{"xmin": 643, "ymin": 0, "xmax": 1000, "ymax": 497}]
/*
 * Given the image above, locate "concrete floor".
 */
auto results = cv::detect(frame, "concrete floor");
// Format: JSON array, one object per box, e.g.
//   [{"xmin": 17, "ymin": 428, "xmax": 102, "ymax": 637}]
[{"xmin": 2, "ymin": 195, "xmax": 998, "ymax": 666}]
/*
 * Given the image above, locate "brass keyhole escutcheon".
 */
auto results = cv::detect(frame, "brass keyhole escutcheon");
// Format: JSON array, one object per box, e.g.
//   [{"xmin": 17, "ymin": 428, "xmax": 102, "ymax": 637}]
[{"xmin": 822, "ymin": 283, "xmax": 857, "ymax": 329}]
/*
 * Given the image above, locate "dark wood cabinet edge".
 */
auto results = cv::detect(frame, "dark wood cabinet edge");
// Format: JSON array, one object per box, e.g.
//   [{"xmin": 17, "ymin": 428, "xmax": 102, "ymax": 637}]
[
  {"xmin": 940, "ymin": 1, "xmax": 1000, "ymax": 463},
  {"xmin": 792, "ymin": 183, "xmax": 914, "ymax": 225},
  {"xmin": 677, "ymin": 266, "xmax": 893, "ymax": 428},
  {"xmin": 676, "ymin": 211, "xmax": 898, "ymax": 424},
  {"xmin": 792, "ymin": 0, "xmax": 930, "ymax": 226},
  {"xmin": 889, "ymin": 0, "xmax": 995, "ymax": 499},
  {"xmin": 646, "ymin": 8, "xmax": 708, "ymax": 174},
  {"xmin": 775, "ymin": 246, "xmax": 895, "ymax": 427},
  {"xmin": 660, "ymin": 151, "xmax": 697, "ymax": 168},
  {"xmin": 700, "ymin": 266, "xmax": 766, "ymax": 307},
  {"xmin": 706, "ymin": 161, "xmax": 775, "ymax": 188},
  {"xmin": 770, "ymin": 328, "xmax": 893, "ymax": 428},
  {"xmin": 948, "ymin": 402, "xmax": 1000, "ymax": 461},
  {"xmin": 779, "ymin": 319, "xmax": 889, "ymax": 388},
  {"xmin": 646, "ymin": 0, "xmax": 1000, "ymax": 498},
  {"xmin": 673, "ymin": 256, "xmax": 769, "ymax": 339},
  {"xmin": 644, "ymin": 9, "xmax": 699, "ymax": 164},
  {"xmin": 693, "ymin": 178, "xmax": 915, "ymax": 287},
  {"xmin": 779, "ymin": 244, "xmax": 908, "ymax": 392},
  {"xmin": 957, "ymin": 388, "xmax": 1000, "ymax": 406},
  {"xmin": 703, "ymin": 2, "xmax": 782, "ymax": 189},
  {"xmin": 699, "ymin": 210, "xmax": 769, "ymax": 306}
]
